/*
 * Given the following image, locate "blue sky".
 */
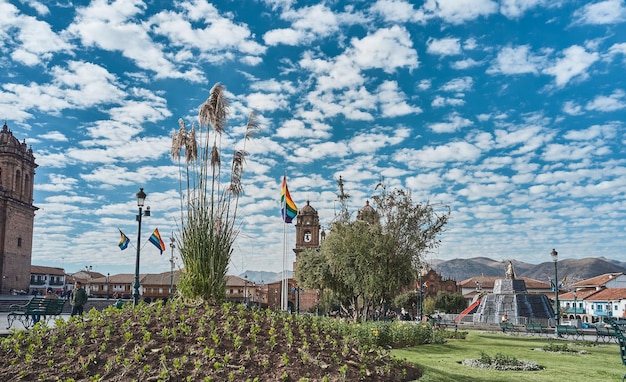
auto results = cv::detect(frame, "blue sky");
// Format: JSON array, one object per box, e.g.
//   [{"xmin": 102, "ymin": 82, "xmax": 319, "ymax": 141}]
[{"xmin": 2, "ymin": 0, "xmax": 625, "ymax": 277}]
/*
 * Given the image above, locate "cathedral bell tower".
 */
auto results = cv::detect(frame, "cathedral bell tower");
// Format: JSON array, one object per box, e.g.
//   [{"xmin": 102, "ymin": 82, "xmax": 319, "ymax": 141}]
[
  {"xmin": 0, "ymin": 123, "xmax": 38, "ymax": 293},
  {"xmin": 293, "ymin": 201, "xmax": 321, "ymax": 275}
]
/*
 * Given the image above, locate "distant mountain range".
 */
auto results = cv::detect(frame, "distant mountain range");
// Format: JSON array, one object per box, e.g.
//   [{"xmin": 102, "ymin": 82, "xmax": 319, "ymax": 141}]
[
  {"xmin": 430, "ymin": 257, "xmax": 626, "ymax": 284},
  {"xmin": 236, "ymin": 270, "xmax": 293, "ymax": 284},
  {"xmin": 238, "ymin": 257, "xmax": 626, "ymax": 286}
]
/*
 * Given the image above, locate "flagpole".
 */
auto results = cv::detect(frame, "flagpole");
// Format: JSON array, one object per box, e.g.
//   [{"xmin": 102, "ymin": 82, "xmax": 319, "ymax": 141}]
[
  {"xmin": 282, "ymin": 214, "xmax": 287, "ymax": 311},
  {"xmin": 280, "ymin": 173, "xmax": 297, "ymax": 312},
  {"xmin": 282, "ymin": 172, "xmax": 288, "ymax": 312}
]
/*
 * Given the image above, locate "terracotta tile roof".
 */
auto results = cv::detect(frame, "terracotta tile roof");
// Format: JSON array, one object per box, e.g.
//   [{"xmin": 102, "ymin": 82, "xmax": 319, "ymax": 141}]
[
  {"xmin": 142, "ymin": 271, "xmax": 181, "ymax": 285},
  {"xmin": 226, "ymin": 275, "xmax": 254, "ymax": 287},
  {"xmin": 31, "ymin": 265, "xmax": 65, "ymax": 275},
  {"xmin": 91, "ymin": 274, "xmax": 141, "ymax": 283},
  {"xmin": 584, "ymin": 288, "xmax": 626, "ymax": 301},
  {"xmin": 559, "ymin": 288, "xmax": 600, "ymax": 300},
  {"xmin": 571, "ymin": 273, "xmax": 624, "ymax": 287}
]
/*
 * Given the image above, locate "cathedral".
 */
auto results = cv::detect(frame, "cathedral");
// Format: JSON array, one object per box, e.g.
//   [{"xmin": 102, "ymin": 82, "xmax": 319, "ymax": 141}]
[{"xmin": 0, "ymin": 123, "xmax": 38, "ymax": 294}]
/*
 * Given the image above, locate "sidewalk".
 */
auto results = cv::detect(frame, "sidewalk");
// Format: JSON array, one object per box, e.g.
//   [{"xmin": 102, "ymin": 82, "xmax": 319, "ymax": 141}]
[{"xmin": 0, "ymin": 312, "xmax": 71, "ymax": 336}]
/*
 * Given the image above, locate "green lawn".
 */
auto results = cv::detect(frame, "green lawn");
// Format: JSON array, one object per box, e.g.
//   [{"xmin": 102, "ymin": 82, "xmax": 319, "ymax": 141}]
[{"xmin": 392, "ymin": 331, "xmax": 624, "ymax": 381}]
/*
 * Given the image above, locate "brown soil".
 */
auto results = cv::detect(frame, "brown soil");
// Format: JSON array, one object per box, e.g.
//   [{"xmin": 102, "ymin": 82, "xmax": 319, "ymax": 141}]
[{"xmin": 0, "ymin": 301, "xmax": 422, "ymax": 381}]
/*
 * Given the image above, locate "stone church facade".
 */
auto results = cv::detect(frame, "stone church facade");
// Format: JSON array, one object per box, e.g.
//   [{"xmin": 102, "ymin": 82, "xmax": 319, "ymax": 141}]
[{"xmin": 0, "ymin": 123, "xmax": 38, "ymax": 294}]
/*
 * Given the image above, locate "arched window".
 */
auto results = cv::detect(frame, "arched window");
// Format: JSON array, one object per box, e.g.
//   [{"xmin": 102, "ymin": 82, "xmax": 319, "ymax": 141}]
[
  {"xmin": 25, "ymin": 174, "xmax": 31, "ymax": 200},
  {"xmin": 15, "ymin": 170, "xmax": 22, "ymax": 195}
]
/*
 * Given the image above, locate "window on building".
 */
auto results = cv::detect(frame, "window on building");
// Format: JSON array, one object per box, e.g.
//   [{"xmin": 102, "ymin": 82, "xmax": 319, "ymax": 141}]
[{"xmin": 17, "ymin": 237, "xmax": 22, "ymax": 247}]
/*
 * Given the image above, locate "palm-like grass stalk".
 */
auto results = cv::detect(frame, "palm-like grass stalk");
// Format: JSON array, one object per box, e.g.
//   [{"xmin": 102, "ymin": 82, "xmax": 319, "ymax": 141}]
[{"xmin": 171, "ymin": 82, "xmax": 257, "ymax": 303}]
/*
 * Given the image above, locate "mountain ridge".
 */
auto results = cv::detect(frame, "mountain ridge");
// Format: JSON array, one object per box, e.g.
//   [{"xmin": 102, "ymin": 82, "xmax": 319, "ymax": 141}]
[{"xmin": 431, "ymin": 257, "xmax": 626, "ymax": 284}]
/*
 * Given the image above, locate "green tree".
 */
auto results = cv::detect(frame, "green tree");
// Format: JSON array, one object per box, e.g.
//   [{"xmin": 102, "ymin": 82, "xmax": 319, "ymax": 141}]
[
  {"xmin": 422, "ymin": 296, "xmax": 436, "ymax": 316},
  {"xmin": 171, "ymin": 83, "xmax": 258, "ymax": 303},
  {"xmin": 434, "ymin": 291, "xmax": 468, "ymax": 314},
  {"xmin": 297, "ymin": 179, "xmax": 449, "ymax": 321}
]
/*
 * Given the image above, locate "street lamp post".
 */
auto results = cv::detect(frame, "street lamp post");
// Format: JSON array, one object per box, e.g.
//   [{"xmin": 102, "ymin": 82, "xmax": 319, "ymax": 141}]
[
  {"xmin": 551, "ymin": 248, "xmax": 560, "ymax": 336},
  {"xmin": 573, "ymin": 292, "xmax": 578, "ymax": 316},
  {"xmin": 133, "ymin": 188, "xmax": 147, "ymax": 306},
  {"xmin": 244, "ymin": 275, "xmax": 248, "ymax": 306},
  {"xmin": 169, "ymin": 236, "xmax": 175, "ymax": 299},
  {"xmin": 106, "ymin": 273, "xmax": 110, "ymax": 300}
]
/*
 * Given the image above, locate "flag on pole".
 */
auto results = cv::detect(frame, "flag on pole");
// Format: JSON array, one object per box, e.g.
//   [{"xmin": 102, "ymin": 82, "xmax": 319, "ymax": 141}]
[
  {"xmin": 549, "ymin": 279, "xmax": 556, "ymax": 291},
  {"xmin": 149, "ymin": 228, "xmax": 166, "ymax": 254},
  {"xmin": 281, "ymin": 176, "xmax": 298, "ymax": 223},
  {"xmin": 118, "ymin": 229, "xmax": 130, "ymax": 250},
  {"xmin": 559, "ymin": 276, "xmax": 567, "ymax": 288}
]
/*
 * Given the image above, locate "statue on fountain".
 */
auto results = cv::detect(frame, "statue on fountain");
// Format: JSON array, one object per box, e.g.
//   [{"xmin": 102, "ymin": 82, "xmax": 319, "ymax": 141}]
[{"xmin": 505, "ymin": 260, "xmax": 515, "ymax": 280}]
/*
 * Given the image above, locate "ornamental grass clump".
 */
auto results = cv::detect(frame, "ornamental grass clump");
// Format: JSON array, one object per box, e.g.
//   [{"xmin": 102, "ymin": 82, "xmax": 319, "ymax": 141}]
[{"xmin": 171, "ymin": 82, "xmax": 259, "ymax": 303}]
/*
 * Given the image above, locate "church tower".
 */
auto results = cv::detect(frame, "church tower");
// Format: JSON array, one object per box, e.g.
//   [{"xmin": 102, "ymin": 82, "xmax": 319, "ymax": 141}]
[
  {"xmin": 294, "ymin": 200, "xmax": 321, "ymax": 265},
  {"xmin": 0, "ymin": 123, "xmax": 38, "ymax": 293},
  {"xmin": 291, "ymin": 200, "xmax": 323, "ymax": 313}
]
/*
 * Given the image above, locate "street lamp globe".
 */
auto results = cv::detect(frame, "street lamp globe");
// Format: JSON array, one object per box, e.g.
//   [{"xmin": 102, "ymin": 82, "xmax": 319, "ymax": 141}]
[{"xmin": 136, "ymin": 188, "xmax": 146, "ymax": 207}]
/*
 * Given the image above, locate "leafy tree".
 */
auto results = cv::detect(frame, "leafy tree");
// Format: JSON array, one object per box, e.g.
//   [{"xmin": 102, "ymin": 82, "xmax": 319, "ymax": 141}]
[
  {"xmin": 297, "ymin": 179, "xmax": 449, "ymax": 321},
  {"xmin": 171, "ymin": 83, "xmax": 258, "ymax": 303},
  {"xmin": 434, "ymin": 291, "xmax": 468, "ymax": 314},
  {"xmin": 422, "ymin": 297, "xmax": 436, "ymax": 316}
]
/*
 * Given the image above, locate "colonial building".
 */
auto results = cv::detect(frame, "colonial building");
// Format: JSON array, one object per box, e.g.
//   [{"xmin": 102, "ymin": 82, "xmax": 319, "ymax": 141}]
[
  {"xmin": 29, "ymin": 265, "xmax": 65, "ymax": 295},
  {"xmin": 0, "ymin": 123, "xmax": 38, "ymax": 294},
  {"xmin": 559, "ymin": 273, "xmax": 626, "ymax": 323}
]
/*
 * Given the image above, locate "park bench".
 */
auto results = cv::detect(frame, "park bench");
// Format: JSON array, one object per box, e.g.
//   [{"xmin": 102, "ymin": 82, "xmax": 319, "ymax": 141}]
[
  {"xmin": 7, "ymin": 298, "xmax": 66, "ymax": 329},
  {"xmin": 595, "ymin": 324, "xmax": 618, "ymax": 343},
  {"xmin": 525, "ymin": 322, "xmax": 543, "ymax": 335},
  {"xmin": 499, "ymin": 322, "xmax": 517, "ymax": 333},
  {"xmin": 556, "ymin": 324, "xmax": 583, "ymax": 339},
  {"xmin": 438, "ymin": 320, "xmax": 458, "ymax": 331},
  {"xmin": 608, "ymin": 320, "xmax": 626, "ymax": 382}
]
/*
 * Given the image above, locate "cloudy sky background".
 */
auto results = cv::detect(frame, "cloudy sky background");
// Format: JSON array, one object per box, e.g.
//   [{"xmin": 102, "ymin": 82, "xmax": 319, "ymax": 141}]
[{"xmin": 2, "ymin": 0, "xmax": 625, "ymax": 277}]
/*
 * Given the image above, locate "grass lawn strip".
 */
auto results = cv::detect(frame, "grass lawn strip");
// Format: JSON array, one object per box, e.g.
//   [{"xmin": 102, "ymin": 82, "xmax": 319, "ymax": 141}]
[{"xmin": 392, "ymin": 330, "xmax": 622, "ymax": 382}]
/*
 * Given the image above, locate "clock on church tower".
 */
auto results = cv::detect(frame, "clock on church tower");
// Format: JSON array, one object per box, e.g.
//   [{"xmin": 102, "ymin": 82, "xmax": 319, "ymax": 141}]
[{"xmin": 294, "ymin": 200, "xmax": 320, "ymax": 250}]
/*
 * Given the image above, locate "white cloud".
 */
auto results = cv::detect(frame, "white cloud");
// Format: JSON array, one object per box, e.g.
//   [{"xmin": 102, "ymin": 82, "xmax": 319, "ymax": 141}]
[
  {"xmin": 39, "ymin": 131, "xmax": 68, "ymax": 142},
  {"xmin": 426, "ymin": 37, "xmax": 461, "ymax": 56},
  {"xmin": 562, "ymin": 101, "xmax": 584, "ymax": 116},
  {"xmin": 428, "ymin": 113, "xmax": 473, "ymax": 133},
  {"xmin": 488, "ymin": 45, "xmax": 543, "ymax": 75},
  {"xmin": 542, "ymin": 45, "xmax": 599, "ymax": 87},
  {"xmin": 416, "ymin": 0, "xmax": 499, "ymax": 25},
  {"xmin": 451, "ymin": 58, "xmax": 481, "ymax": 69},
  {"xmin": 431, "ymin": 96, "xmax": 465, "ymax": 108},
  {"xmin": 574, "ymin": 0, "xmax": 626, "ymax": 25},
  {"xmin": 376, "ymin": 81, "xmax": 422, "ymax": 117},
  {"xmin": 264, "ymin": 3, "xmax": 356, "ymax": 46},
  {"xmin": 370, "ymin": 0, "xmax": 416, "ymax": 22},
  {"xmin": 350, "ymin": 26, "xmax": 419, "ymax": 73},
  {"xmin": 500, "ymin": 0, "xmax": 547, "ymax": 19},
  {"xmin": 585, "ymin": 90, "xmax": 626, "ymax": 112},
  {"xmin": 263, "ymin": 28, "xmax": 303, "ymax": 46},
  {"xmin": 3, "ymin": 3, "xmax": 72, "ymax": 66},
  {"xmin": 440, "ymin": 76, "xmax": 473, "ymax": 92},
  {"xmin": 396, "ymin": 141, "xmax": 482, "ymax": 167},
  {"xmin": 564, "ymin": 123, "xmax": 617, "ymax": 141}
]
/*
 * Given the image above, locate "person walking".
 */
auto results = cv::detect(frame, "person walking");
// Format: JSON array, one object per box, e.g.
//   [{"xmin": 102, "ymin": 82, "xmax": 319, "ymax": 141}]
[{"xmin": 70, "ymin": 281, "xmax": 88, "ymax": 316}]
